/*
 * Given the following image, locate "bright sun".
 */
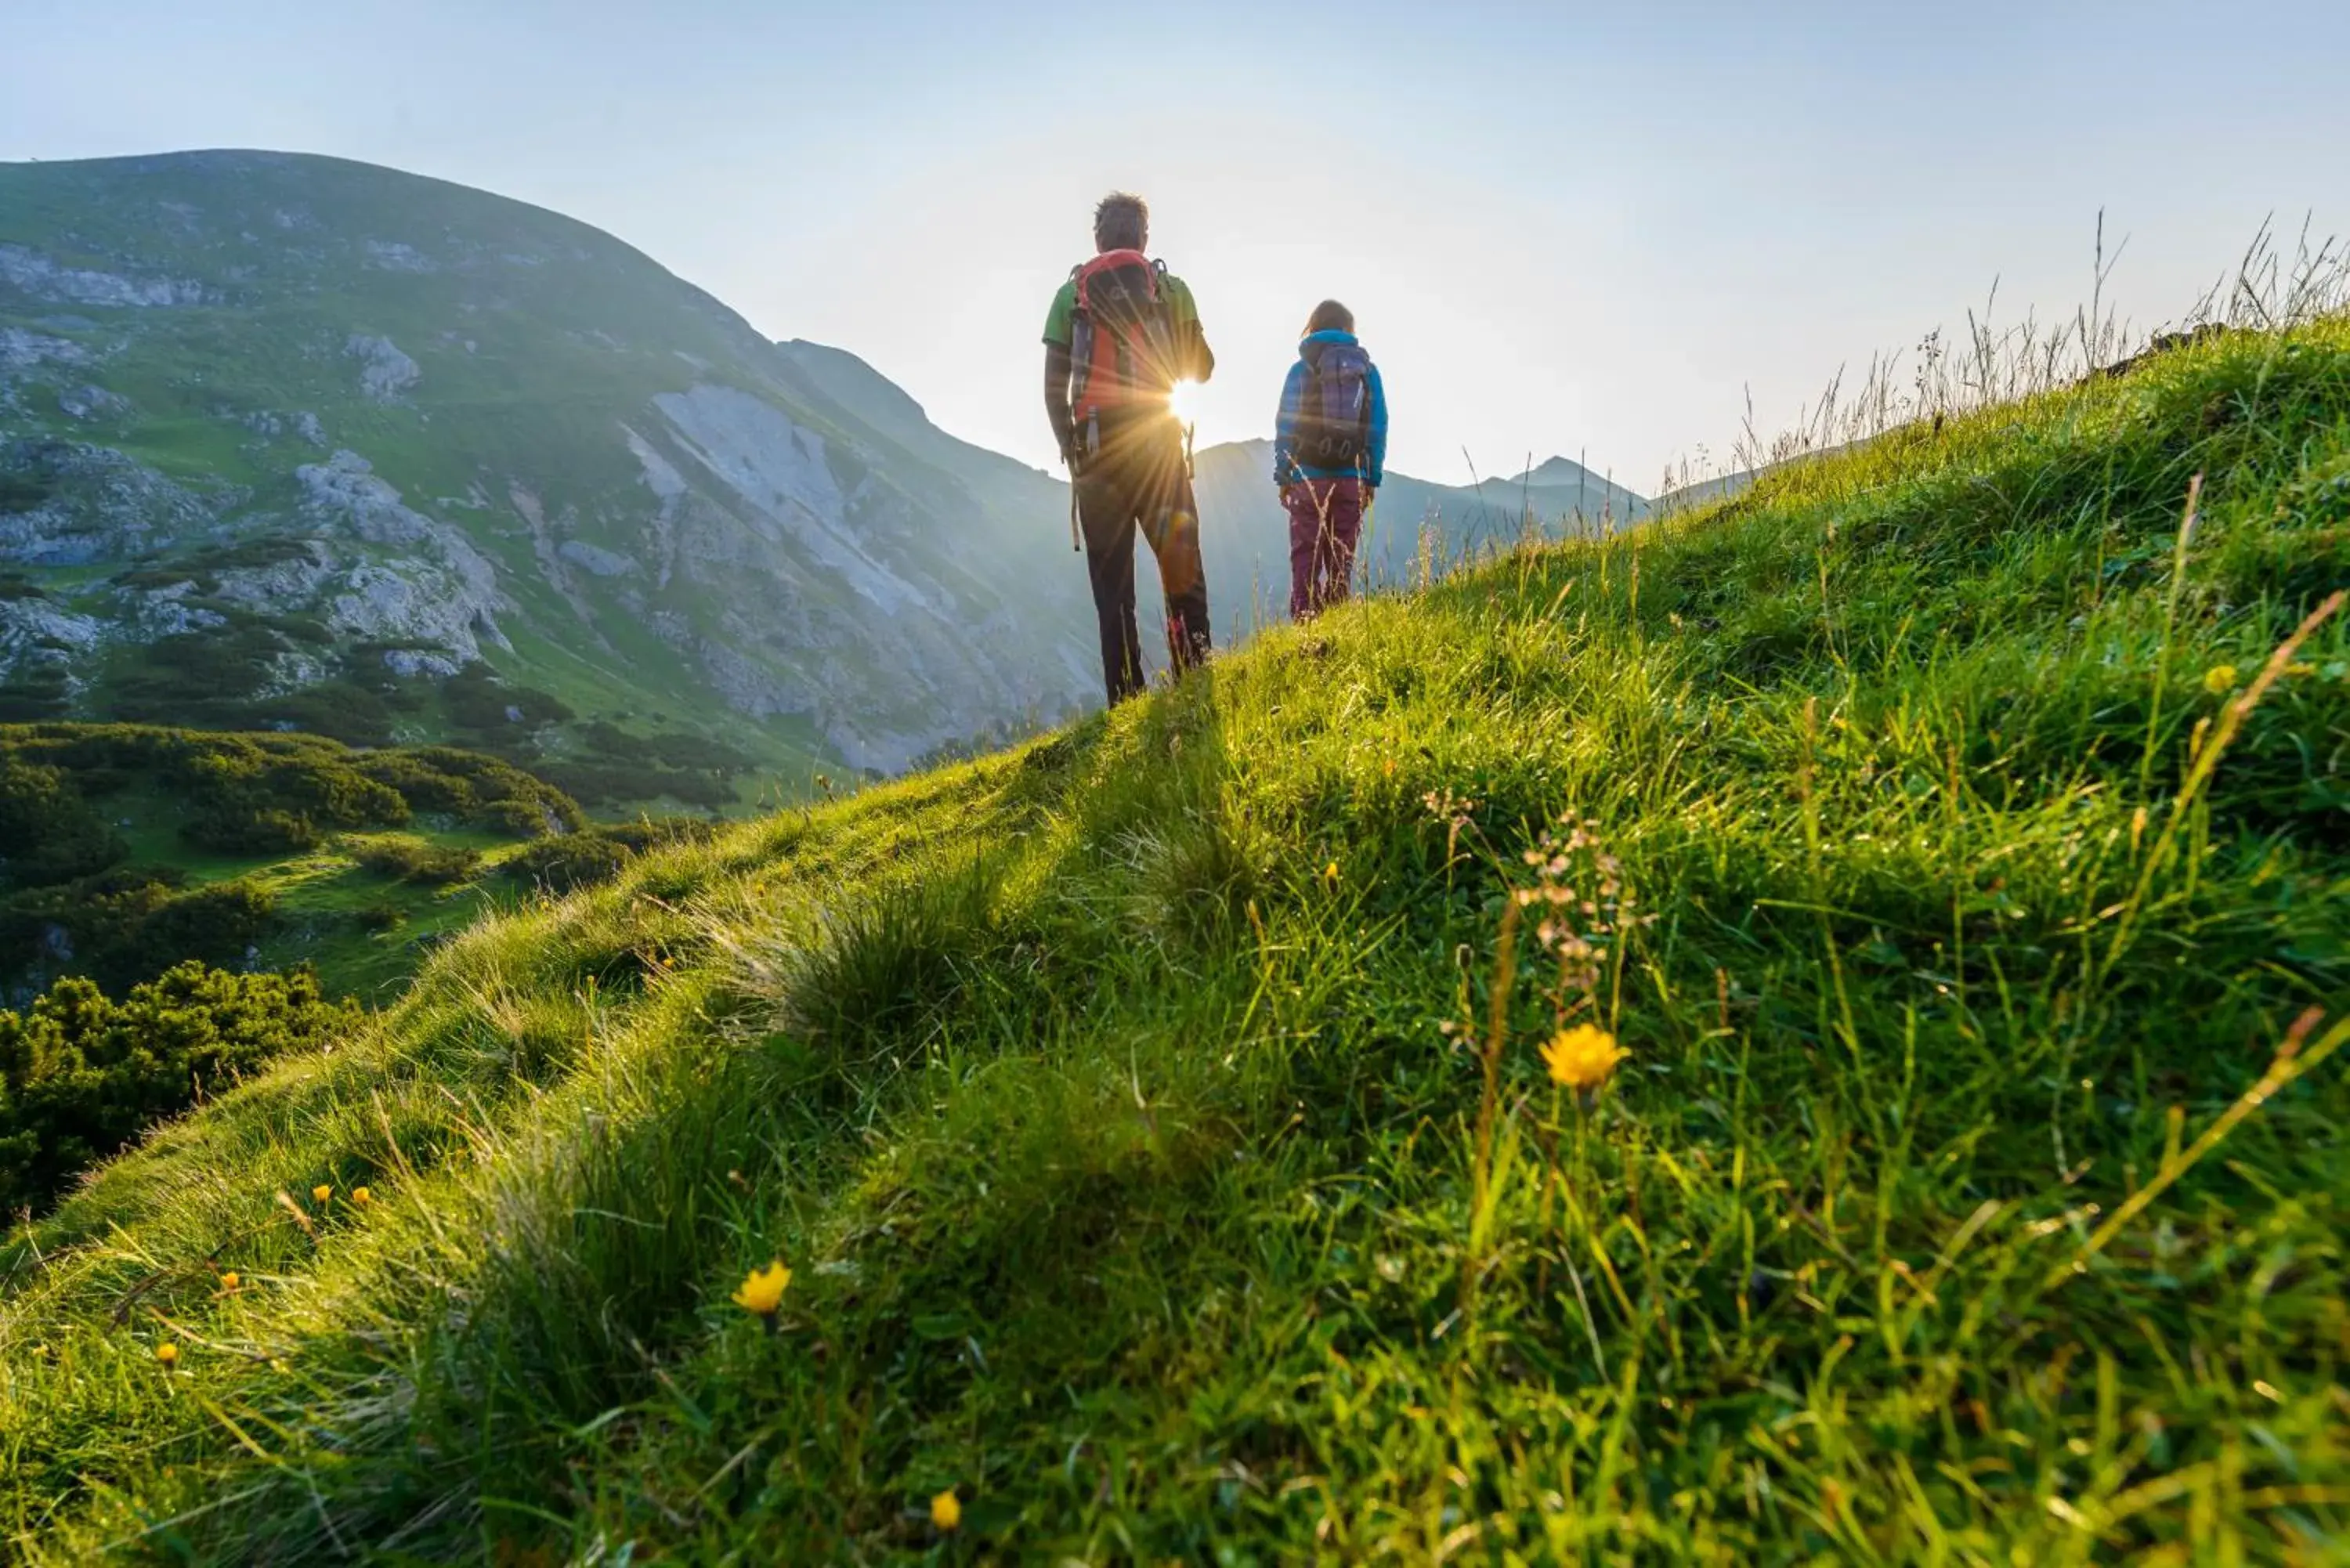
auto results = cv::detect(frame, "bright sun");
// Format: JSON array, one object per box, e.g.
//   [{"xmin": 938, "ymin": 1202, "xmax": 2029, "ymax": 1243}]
[{"xmin": 1167, "ymin": 379, "xmax": 1203, "ymax": 425}]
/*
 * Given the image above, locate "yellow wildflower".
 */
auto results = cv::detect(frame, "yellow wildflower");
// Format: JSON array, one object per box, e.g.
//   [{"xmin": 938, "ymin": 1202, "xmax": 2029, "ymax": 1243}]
[
  {"xmin": 155, "ymin": 1342, "xmax": 179, "ymax": 1368},
  {"xmin": 351, "ymin": 1187, "xmax": 373, "ymax": 1206},
  {"xmin": 731, "ymin": 1259, "xmax": 792, "ymax": 1316},
  {"xmin": 218, "ymin": 1271, "xmax": 240, "ymax": 1292},
  {"xmin": 931, "ymin": 1489, "xmax": 962, "ymax": 1531},
  {"xmin": 2201, "ymin": 663, "xmax": 2239, "ymax": 695},
  {"xmin": 1323, "ymin": 861, "xmax": 1340, "ymax": 885},
  {"xmin": 312, "ymin": 1184, "xmax": 332, "ymax": 1205},
  {"xmin": 1542, "ymin": 1024, "xmax": 1628, "ymax": 1093}
]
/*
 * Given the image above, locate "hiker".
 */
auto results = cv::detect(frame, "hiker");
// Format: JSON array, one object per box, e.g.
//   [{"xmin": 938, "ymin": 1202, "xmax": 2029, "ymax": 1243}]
[
  {"xmin": 1274, "ymin": 300, "xmax": 1387, "ymax": 620},
  {"xmin": 1043, "ymin": 192, "xmax": 1217, "ymax": 706}
]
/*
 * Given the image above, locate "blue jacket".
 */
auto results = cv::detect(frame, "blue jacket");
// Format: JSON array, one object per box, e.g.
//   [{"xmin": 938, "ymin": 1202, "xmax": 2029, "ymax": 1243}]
[{"xmin": 1274, "ymin": 329, "xmax": 1388, "ymax": 488}]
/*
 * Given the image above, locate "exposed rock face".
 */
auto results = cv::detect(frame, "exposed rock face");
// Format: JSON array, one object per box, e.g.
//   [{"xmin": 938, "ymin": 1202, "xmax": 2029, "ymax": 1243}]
[
  {"xmin": 0, "ymin": 595, "xmax": 106, "ymax": 665},
  {"xmin": 0, "ymin": 243, "xmax": 208, "ymax": 308},
  {"xmin": 56, "ymin": 384, "xmax": 131, "ymax": 421},
  {"xmin": 291, "ymin": 451, "xmax": 508, "ymax": 668},
  {"xmin": 344, "ymin": 334, "xmax": 420, "ymax": 401},
  {"xmin": 556, "ymin": 540, "xmax": 634, "ymax": 578},
  {"xmin": 0, "ymin": 439, "xmax": 225, "ymax": 565},
  {"xmin": 0, "ymin": 328, "xmax": 92, "ymax": 375}
]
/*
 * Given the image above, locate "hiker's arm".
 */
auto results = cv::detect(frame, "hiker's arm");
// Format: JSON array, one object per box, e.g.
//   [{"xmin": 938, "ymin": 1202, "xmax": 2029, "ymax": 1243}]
[
  {"xmin": 1272, "ymin": 363, "xmax": 1303, "ymax": 488},
  {"xmin": 1186, "ymin": 320, "xmax": 1217, "ymax": 385},
  {"xmin": 1365, "ymin": 362, "xmax": 1389, "ymax": 489},
  {"xmin": 1043, "ymin": 341, "xmax": 1076, "ymax": 465},
  {"xmin": 1170, "ymin": 277, "xmax": 1214, "ymax": 384}
]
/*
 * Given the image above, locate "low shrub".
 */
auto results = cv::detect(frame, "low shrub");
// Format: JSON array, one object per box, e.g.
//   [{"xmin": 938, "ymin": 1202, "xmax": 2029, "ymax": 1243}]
[
  {"xmin": 0, "ymin": 962, "xmax": 357, "ymax": 1217},
  {"xmin": 501, "ymin": 833, "xmax": 630, "ymax": 895},
  {"xmin": 501, "ymin": 817, "xmax": 718, "ymax": 895},
  {"xmin": 351, "ymin": 836, "xmax": 480, "ymax": 886},
  {"xmin": 0, "ymin": 758, "xmax": 124, "ymax": 887}
]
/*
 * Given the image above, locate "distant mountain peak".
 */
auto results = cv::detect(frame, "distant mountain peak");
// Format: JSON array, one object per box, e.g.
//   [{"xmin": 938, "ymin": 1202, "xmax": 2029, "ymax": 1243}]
[{"xmin": 1509, "ymin": 455, "xmax": 1607, "ymax": 487}]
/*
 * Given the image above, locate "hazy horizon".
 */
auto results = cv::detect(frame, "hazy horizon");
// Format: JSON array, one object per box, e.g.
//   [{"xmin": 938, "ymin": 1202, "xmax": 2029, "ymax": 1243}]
[{"xmin": 6, "ymin": 0, "xmax": 2346, "ymax": 490}]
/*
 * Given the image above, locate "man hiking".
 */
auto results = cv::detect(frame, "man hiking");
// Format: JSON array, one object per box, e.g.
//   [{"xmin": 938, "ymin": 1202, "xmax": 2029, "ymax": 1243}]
[
  {"xmin": 1274, "ymin": 299, "xmax": 1386, "ymax": 620},
  {"xmin": 1043, "ymin": 192, "xmax": 1217, "ymax": 706}
]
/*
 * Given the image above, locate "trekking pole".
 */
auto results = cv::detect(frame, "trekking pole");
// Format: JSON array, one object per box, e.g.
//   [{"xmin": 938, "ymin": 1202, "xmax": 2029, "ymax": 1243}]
[{"xmin": 1068, "ymin": 482, "xmax": 1080, "ymax": 553}]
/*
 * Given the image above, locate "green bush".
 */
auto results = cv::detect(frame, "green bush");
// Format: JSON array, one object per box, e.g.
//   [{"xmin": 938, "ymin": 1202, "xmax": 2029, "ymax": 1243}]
[
  {"xmin": 0, "ymin": 667, "xmax": 70, "ymax": 723},
  {"xmin": 0, "ymin": 873, "xmax": 280, "ymax": 995},
  {"xmin": 500, "ymin": 818, "xmax": 718, "ymax": 895},
  {"xmin": 244, "ymin": 680, "xmax": 407, "ymax": 747},
  {"xmin": 103, "ymin": 623, "xmax": 286, "ymax": 724},
  {"xmin": 357, "ymin": 745, "xmax": 583, "ymax": 835},
  {"xmin": 539, "ymin": 758, "xmax": 739, "ymax": 810},
  {"xmin": 501, "ymin": 833, "xmax": 631, "ymax": 895},
  {"xmin": 0, "ymin": 962, "xmax": 356, "ymax": 1218},
  {"xmin": 530, "ymin": 719, "xmax": 755, "ymax": 809},
  {"xmin": 443, "ymin": 662, "xmax": 575, "ymax": 738},
  {"xmin": 351, "ymin": 836, "xmax": 480, "ymax": 886},
  {"xmin": 0, "ymin": 758, "xmax": 124, "ymax": 887}
]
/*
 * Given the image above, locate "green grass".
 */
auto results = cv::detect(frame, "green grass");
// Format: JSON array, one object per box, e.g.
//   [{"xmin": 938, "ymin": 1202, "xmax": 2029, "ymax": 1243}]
[{"xmin": 2, "ymin": 321, "xmax": 2348, "ymax": 1563}]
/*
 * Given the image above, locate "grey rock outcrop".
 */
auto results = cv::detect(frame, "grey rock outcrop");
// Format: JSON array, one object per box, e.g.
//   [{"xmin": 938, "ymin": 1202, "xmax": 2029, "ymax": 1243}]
[{"xmin": 344, "ymin": 334, "xmax": 420, "ymax": 401}]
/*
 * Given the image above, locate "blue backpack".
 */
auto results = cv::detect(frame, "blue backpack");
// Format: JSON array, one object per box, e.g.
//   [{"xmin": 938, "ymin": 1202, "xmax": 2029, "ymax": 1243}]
[{"xmin": 1293, "ymin": 344, "xmax": 1372, "ymax": 468}]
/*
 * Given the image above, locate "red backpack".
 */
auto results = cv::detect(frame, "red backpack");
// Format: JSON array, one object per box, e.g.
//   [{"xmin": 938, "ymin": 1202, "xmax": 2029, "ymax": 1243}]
[{"xmin": 1068, "ymin": 250, "xmax": 1179, "ymax": 421}]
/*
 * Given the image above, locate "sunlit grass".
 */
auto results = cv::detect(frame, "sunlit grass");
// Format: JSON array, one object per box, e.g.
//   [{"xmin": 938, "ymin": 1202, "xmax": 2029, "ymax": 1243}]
[{"xmin": 2, "ymin": 318, "xmax": 2348, "ymax": 1561}]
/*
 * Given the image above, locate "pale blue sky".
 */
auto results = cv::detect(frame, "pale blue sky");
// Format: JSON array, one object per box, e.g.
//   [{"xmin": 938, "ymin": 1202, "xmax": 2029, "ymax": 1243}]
[{"xmin": 5, "ymin": 0, "xmax": 2346, "ymax": 489}]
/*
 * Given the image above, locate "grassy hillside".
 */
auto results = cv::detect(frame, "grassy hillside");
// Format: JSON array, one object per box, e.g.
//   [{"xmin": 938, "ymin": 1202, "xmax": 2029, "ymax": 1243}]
[{"xmin": 2, "ymin": 320, "xmax": 2346, "ymax": 1561}]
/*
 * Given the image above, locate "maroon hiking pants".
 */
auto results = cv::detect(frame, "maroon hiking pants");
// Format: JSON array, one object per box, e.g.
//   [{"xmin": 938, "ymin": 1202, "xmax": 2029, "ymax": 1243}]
[{"xmin": 1285, "ymin": 477, "xmax": 1365, "ymax": 620}]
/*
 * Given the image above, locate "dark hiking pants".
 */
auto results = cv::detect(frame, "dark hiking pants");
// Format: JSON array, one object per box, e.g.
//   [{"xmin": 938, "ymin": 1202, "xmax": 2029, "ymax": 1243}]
[{"xmin": 1076, "ymin": 414, "xmax": 1210, "ymax": 706}]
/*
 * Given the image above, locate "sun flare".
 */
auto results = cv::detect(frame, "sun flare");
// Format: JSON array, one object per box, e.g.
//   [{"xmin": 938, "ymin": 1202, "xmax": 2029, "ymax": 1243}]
[{"xmin": 1167, "ymin": 378, "xmax": 1203, "ymax": 425}]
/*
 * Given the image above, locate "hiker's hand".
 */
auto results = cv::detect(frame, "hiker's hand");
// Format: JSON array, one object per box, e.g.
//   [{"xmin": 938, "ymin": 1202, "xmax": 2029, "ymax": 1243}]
[{"xmin": 1278, "ymin": 485, "xmax": 1293, "ymax": 506}]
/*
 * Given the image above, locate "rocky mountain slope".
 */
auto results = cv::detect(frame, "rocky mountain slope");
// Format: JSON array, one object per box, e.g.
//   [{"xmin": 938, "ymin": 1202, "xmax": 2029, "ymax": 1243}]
[{"xmin": 0, "ymin": 150, "xmax": 1100, "ymax": 782}]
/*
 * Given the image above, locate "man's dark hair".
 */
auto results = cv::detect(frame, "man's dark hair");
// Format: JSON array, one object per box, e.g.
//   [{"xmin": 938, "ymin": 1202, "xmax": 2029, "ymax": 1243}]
[
  {"xmin": 1094, "ymin": 192, "xmax": 1149, "ymax": 253},
  {"xmin": 1305, "ymin": 299, "xmax": 1356, "ymax": 334}
]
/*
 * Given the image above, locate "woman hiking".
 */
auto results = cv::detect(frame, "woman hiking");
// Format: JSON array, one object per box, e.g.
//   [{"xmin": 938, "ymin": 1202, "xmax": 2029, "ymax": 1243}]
[{"xmin": 1273, "ymin": 299, "xmax": 1388, "ymax": 620}]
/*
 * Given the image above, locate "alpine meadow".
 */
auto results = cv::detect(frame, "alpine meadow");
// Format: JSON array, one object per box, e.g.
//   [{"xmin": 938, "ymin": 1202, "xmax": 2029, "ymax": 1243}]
[{"xmin": 4, "ymin": 268, "xmax": 2349, "ymax": 1568}]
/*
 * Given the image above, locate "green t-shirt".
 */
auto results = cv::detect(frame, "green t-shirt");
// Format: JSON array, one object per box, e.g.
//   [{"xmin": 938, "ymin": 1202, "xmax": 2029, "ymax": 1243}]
[{"xmin": 1043, "ymin": 266, "xmax": 1204, "ymax": 349}]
